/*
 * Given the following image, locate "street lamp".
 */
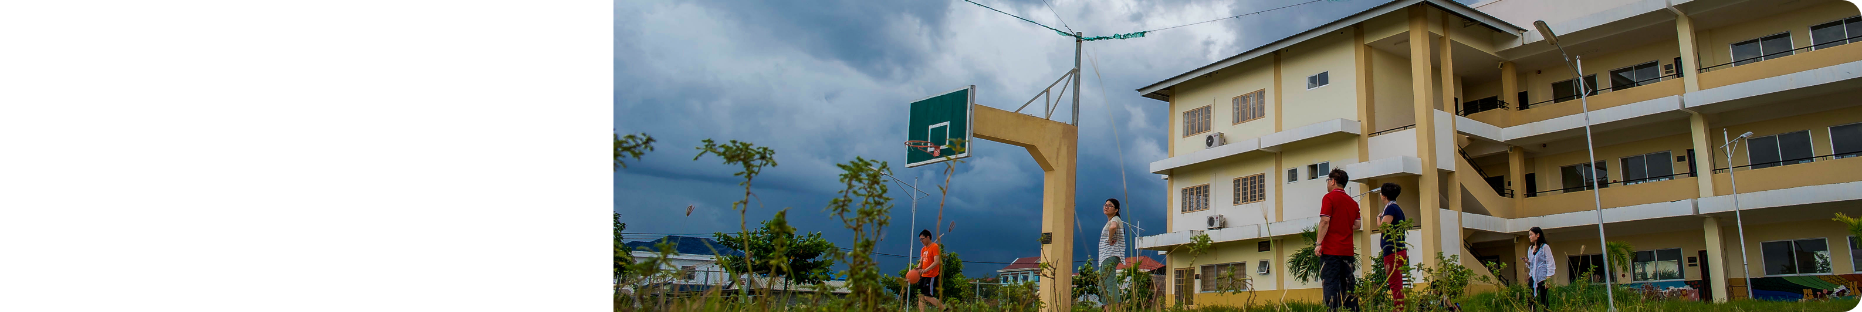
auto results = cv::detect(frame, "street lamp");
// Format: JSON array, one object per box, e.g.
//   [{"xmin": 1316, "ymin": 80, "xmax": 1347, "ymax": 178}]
[
  {"xmin": 1718, "ymin": 130, "xmax": 1756, "ymax": 301},
  {"xmin": 1535, "ymin": 20, "xmax": 1617, "ymax": 311}
]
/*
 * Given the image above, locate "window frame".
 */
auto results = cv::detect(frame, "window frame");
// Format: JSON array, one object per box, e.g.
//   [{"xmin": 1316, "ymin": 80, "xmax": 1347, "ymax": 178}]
[
  {"xmin": 1182, "ymin": 105, "xmax": 1212, "ymax": 138},
  {"xmin": 1829, "ymin": 122, "xmax": 1862, "ymax": 159},
  {"xmin": 1559, "ymin": 161, "xmax": 1609, "ymax": 192},
  {"xmin": 1730, "ymin": 31, "xmax": 1795, "ymax": 67},
  {"xmin": 1232, "ymin": 90, "xmax": 1267, "ymax": 125},
  {"xmin": 1200, "ymin": 262, "xmax": 1249, "ymax": 293},
  {"xmin": 1809, "ymin": 15, "xmax": 1862, "ymax": 50},
  {"xmin": 1759, "ymin": 237, "xmax": 1833, "ymax": 276},
  {"xmin": 1305, "ymin": 162, "xmax": 1330, "ymax": 180},
  {"xmin": 1746, "ymin": 130, "xmax": 1815, "ymax": 170},
  {"xmin": 1174, "ymin": 268, "xmax": 1195, "ymax": 304},
  {"xmin": 1180, "ymin": 184, "xmax": 1211, "ymax": 213},
  {"xmin": 1850, "ymin": 236, "xmax": 1860, "ymax": 272},
  {"xmin": 1307, "ymin": 71, "xmax": 1330, "ymax": 90},
  {"xmin": 1233, "ymin": 173, "xmax": 1266, "ymax": 205},
  {"xmin": 1630, "ymin": 248, "xmax": 1686, "ymax": 282},
  {"xmin": 1608, "ymin": 61, "xmax": 1661, "ymax": 91},
  {"xmin": 1567, "ymin": 253, "xmax": 1609, "ymax": 283},
  {"xmin": 1551, "ymin": 74, "xmax": 1599, "ymax": 103},
  {"xmin": 1619, "ymin": 151, "xmax": 1675, "ymax": 185}
]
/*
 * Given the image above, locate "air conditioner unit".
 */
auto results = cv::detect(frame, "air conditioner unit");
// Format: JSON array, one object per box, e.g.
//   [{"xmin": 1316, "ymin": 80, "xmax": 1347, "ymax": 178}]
[
  {"xmin": 1204, "ymin": 132, "xmax": 1226, "ymax": 148},
  {"xmin": 1206, "ymin": 214, "xmax": 1228, "ymax": 230}
]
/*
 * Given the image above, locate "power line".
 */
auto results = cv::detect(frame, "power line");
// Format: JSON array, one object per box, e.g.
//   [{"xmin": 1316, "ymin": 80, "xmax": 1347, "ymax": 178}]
[{"xmin": 959, "ymin": 0, "xmax": 1340, "ymax": 41}]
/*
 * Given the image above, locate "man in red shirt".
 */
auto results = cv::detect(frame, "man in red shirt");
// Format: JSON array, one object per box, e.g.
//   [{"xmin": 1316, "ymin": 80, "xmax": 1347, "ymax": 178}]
[{"xmin": 1314, "ymin": 169, "xmax": 1361, "ymax": 311}]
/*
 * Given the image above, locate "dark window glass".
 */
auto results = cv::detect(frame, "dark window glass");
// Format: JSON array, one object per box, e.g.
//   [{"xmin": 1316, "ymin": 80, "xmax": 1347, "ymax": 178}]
[
  {"xmin": 1795, "ymin": 239, "xmax": 1831, "ymax": 275},
  {"xmin": 1850, "ymin": 236, "xmax": 1860, "ymax": 272},
  {"xmin": 1552, "ymin": 75, "xmax": 1598, "ymax": 103},
  {"xmin": 1560, "ymin": 162, "xmax": 1607, "ymax": 191},
  {"xmin": 1518, "ymin": 91, "xmax": 1529, "ymax": 109},
  {"xmin": 1832, "ymin": 123, "xmax": 1862, "ymax": 158},
  {"xmin": 1763, "ymin": 241, "xmax": 1795, "ymax": 275},
  {"xmin": 1748, "ymin": 135, "xmax": 1781, "ymax": 169},
  {"xmin": 1780, "ymin": 131, "xmax": 1813, "ymax": 164},
  {"xmin": 1762, "ymin": 33, "xmax": 1794, "ymax": 61},
  {"xmin": 1610, "ymin": 61, "xmax": 1661, "ymax": 90},
  {"xmin": 1732, "ymin": 39, "xmax": 1763, "ymax": 66},
  {"xmin": 1622, "ymin": 155, "xmax": 1647, "ymax": 184},
  {"xmin": 1849, "ymin": 17, "xmax": 1862, "ymax": 44},
  {"xmin": 1813, "ymin": 19, "xmax": 1850, "ymax": 50}
]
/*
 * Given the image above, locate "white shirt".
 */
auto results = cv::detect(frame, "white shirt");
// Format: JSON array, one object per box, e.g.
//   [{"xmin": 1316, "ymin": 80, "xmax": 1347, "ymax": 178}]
[{"xmin": 1527, "ymin": 243, "xmax": 1556, "ymax": 285}]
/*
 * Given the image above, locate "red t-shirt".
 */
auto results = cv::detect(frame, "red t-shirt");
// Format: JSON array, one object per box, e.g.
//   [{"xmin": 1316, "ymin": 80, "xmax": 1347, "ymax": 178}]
[
  {"xmin": 1318, "ymin": 188, "xmax": 1359, "ymax": 256},
  {"xmin": 918, "ymin": 243, "xmax": 940, "ymax": 277}
]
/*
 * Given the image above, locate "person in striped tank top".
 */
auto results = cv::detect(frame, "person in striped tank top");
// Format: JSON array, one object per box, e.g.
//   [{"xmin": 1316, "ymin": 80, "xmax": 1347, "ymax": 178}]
[{"xmin": 1100, "ymin": 198, "xmax": 1126, "ymax": 306}]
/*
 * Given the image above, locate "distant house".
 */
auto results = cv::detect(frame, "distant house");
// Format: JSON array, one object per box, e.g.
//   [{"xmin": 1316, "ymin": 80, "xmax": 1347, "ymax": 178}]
[
  {"xmin": 996, "ymin": 257, "xmax": 1043, "ymax": 284},
  {"xmin": 621, "ymin": 235, "xmax": 742, "ymax": 292},
  {"xmin": 1115, "ymin": 256, "xmax": 1167, "ymax": 275}
]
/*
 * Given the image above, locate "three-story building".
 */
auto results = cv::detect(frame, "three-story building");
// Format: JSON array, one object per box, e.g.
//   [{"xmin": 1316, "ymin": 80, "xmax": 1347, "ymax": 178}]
[{"xmin": 1135, "ymin": 0, "xmax": 1862, "ymax": 306}]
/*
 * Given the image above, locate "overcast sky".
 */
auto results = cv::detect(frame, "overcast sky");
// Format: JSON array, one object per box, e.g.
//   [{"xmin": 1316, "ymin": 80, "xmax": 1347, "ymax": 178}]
[{"xmin": 616, "ymin": 0, "xmax": 1478, "ymax": 278}]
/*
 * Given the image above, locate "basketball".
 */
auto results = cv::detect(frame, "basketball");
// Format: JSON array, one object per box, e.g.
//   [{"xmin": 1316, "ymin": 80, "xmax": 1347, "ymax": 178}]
[{"xmin": 905, "ymin": 269, "xmax": 922, "ymax": 284}]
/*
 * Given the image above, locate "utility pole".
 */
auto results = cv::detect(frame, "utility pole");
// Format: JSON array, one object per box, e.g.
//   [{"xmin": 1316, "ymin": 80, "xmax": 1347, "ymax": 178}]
[{"xmin": 1072, "ymin": 32, "xmax": 1082, "ymax": 126}]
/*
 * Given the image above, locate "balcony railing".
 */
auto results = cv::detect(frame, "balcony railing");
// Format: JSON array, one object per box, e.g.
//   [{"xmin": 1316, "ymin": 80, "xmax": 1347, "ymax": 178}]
[
  {"xmin": 1457, "ymin": 99, "xmax": 1511, "ymax": 116},
  {"xmin": 1520, "ymin": 73, "xmax": 1681, "ymax": 110},
  {"xmin": 1700, "ymin": 34, "xmax": 1862, "ymax": 73},
  {"xmin": 1527, "ymin": 171, "xmax": 1693, "ymax": 197},
  {"xmin": 1369, "ymin": 124, "xmax": 1416, "ymax": 137},
  {"xmin": 1711, "ymin": 153, "xmax": 1856, "ymax": 174}
]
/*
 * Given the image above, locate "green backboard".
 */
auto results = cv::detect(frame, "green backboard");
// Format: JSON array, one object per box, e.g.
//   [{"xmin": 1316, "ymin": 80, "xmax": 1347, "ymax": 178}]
[{"xmin": 906, "ymin": 86, "xmax": 973, "ymax": 168}]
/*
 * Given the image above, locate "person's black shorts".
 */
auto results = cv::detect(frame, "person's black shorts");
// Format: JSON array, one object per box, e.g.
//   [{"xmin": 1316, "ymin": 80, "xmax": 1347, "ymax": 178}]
[{"xmin": 912, "ymin": 276, "xmax": 935, "ymax": 297}]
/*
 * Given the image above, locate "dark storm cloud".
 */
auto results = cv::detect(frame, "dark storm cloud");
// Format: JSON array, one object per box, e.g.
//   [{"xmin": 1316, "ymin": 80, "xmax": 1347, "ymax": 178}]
[{"xmin": 618, "ymin": 0, "xmax": 1407, "ymax": 277}]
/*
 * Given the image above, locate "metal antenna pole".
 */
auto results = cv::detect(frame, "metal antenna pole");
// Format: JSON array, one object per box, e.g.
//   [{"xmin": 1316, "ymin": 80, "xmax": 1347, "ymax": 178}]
[
  {"xmin": 1720, "ymin": 129, "xmax": 1756, "ymax": 300},
  {"xmin": 1565, "ymin": 53, "xmax": 1617, "ymax": 311},
  {"xmin": 1072, "ymin": 32, "xmax": 1082, "ymax": 126}
]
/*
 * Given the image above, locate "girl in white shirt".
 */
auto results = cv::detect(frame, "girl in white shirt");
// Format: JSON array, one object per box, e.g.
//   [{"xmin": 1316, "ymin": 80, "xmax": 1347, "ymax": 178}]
[{"xmin": 1522, "ymin": 227, "xmax": 1554, "ymax": 311}]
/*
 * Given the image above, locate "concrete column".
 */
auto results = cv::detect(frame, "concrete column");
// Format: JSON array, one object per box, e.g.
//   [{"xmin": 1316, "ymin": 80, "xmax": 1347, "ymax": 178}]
[
  {"xmin": 1689, "ymin": 111, "xmax": 1715, "ymax": 197},
  {"xmin": 1440, "ymin": 17, "xmax": 1463, "ymax": 259},
  {"xmin": 1675, "ymin": 13, "xmax": 1702, "ymax": 93},
  {"xmin": 1702, "ymin": 216, "xmax": 1729, "ymax": 302},
  {"xmin": 1500, "ymin": 61, "xmax": 1518, "ymax": 124},
  {"xmin": 1274, "ymin": 51, "xmax": 1285, "ymax": 132},
  {"xmin": 1275, "ymin": 153, "xmax": 1285, "ymax": 222},
  {"xmin": 1408, "ymin": 6, "xmax": 1441, "ymax": 269},
  {"xmin": 1508, "ymin": 147, "xmax": 1527, "ymax": 210},
  {"xmin": 1355, "ymin": 24, "xmax": 1379, "ymax": 269}
]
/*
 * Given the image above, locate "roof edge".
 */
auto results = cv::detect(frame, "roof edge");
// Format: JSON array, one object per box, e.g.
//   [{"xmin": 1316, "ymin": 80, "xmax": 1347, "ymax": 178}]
[{"xmin": 1136, "ymin": 0, "xmax": 1522, "ymax": 102}]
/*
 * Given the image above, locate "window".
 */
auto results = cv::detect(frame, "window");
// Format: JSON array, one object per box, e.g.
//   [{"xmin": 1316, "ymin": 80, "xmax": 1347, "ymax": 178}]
[
  {"xmin": 1568, "ymin": 254, "xmax": 1609, "ymax": 283},
  {"xmin": 1182, "ymin": 105, "xmax": 1212, "ymax": 137},
  {"xmin": 1632, "ymin": 248, "xmax": 1684, "ymax": 281},
  {"xmin": 1810, "ymin": 16, "xmax": 1862, "ymax": 50},
  {"xmin": 1609, "ymin": 61, "xmax": 1661, "ymax": 91},
  {"xmin": 1559, "ymin": 161, "xmax": 1607, "ymax": 192},
  {"xmin": 1461, "ymin": 96, "xmax": 1502, "ymax": 115},
  {"xmin": 1180, "ymin": 184, "xmax": 1210, "ymax": 213},
  {"xmin": 1174, "ymin": 268, "xmax": 1195, "ymax": 304},
  {"xmin": 1674, "ymin": 57, "xmax": 1684, "ymax": 78},
  {"xmin": 1831, "ymin": 123, "xmax": 1862, "ymax": 159},
  {"xmin": 1762, "ymin": 238, "xmax": 1831, "ymax": 275},
  {"xmin": 1306, "ymin": 162, "xmax": 1330, "ymax": 180},
  {"xmin": 1850, "ymin": 236, "xmax": 1860, "ymax": 272},
  {"xmin": 1233, "ymin": 90, "xmax": 1267, "ymax": 124},
  {"xmin": 681, "ymin": 266, "xmax": 697, "ymax": 280},
  {"xmin": 1747, "ymin": 130, "xmax": 1813, "ymax": 169},
  {"xmin": 1201, "ymin": 262, "xmax": 1248, "ymax": 292},
  {"xmin": 1287, "ymin": 168, "xmax": 1299, "ymax": 183},
  {"xmin": 1731, "ymin": 32, "xmax": 1794, "ymax": 66},
  {"xmin": 1551, "ymin": 75, "xmax": 1598, "ymax": 103},
  {"xmin": 1620, "ymin": 151, "xmax": 1674, "ymax": 185},
  {"xmin": 1307, "ymin": 72, "xmax": 1329, "ymax": 89},
  {"xmin": 1233, "ymin": 174, "xmax": 1266, "ymax": 205},
  {"xmin": 1517, "ymin": 91, "xmax": 1530, "ymax": 109}
]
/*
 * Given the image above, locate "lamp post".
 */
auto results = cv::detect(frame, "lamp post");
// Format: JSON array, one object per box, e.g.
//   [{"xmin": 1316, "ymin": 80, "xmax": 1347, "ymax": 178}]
[
  {"xmin": 1534, "ymin": 20, "xmax": 1616, "ymax": 311},
  {"xmin": 1718, "ymin": 129, "xmax": 1756, "ymax": 300}
]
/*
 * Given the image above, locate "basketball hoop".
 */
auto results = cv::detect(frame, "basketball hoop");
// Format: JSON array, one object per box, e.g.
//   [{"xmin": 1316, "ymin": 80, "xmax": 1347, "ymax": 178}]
[{"xmin": 904, "ymin": 140, "xmax": 941, "ymax": 157}]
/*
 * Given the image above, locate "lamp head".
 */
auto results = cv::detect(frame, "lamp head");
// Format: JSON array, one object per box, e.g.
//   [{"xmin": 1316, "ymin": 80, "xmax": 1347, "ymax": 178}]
[
  {"xmin": 1533, "ymin": 20, "xmax": 1559, "ymax": 45},
  {"xmin": 1738, "ymin": 131, "xmax": 1754, "ymax": 139}
]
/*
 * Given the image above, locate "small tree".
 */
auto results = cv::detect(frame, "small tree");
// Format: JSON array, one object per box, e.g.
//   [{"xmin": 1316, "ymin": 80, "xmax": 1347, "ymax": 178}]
[
  {"xmin": 1289, "ymin": 227, "xmax": 1323, "ymax": 283},
  {"xmin": 1834, "ymin": 213, "xmax": 1862, "ymax": 239},
  {"xmin": 693, "ymin": 139, "xmax": 777, "ymax": 298},
  {"xmin": 712, "ymin": 208, "xmax": 838, "ymax": 288},
  {"xmin": 1606, "ymin": 241, "xmax": 1634, "ymax": 284},
  {"xmin": 824, "ymin": 157, "xmax": 893, "ymax": 310},
  {"xmin": 1071, "ymin": 261, "xmax": 1100, "ymax": 302},
  {"xmin": 1166, "ymin": 232, "xmax": 1212, "ymax": 308}
]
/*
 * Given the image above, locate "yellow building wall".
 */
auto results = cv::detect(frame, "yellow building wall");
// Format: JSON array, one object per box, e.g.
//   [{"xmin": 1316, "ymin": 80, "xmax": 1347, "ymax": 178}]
[
  {"xmin": 1172, "ymin": 57, "xmax": 1277, "ymax": 157},
  {"xmin": 1707, "ymin": 103, "xmax": 1862, "ymax": 170},
  {"xmin": 1535, "ymin": 133, "xmax": 1693, "ymax": 193},
  {"xmin": 1371, "ymin": 48, "xmax": 1416, "ymax": 132},
  {"xmin": 1694, "ymin": 2, "xmax": 1862, "ymax": 70},
  {"xmin": 1716, "ymin": 219, "xmax": 1858, "ymax": 278},
  {"xmin": 1281, "ymin": 30, "xmax": 1362, "ymax": 128},
  {"xmin": 1518, "ymin": 39, "xmax": 1680, "ymax": 109},
  {"xmin": 1534, "ymin": 227, "xmax": 1705, "ymax": 286},
  {"xmin": 1280, "ymin": 138, "xmax": 1365, "ymax": 221}
]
